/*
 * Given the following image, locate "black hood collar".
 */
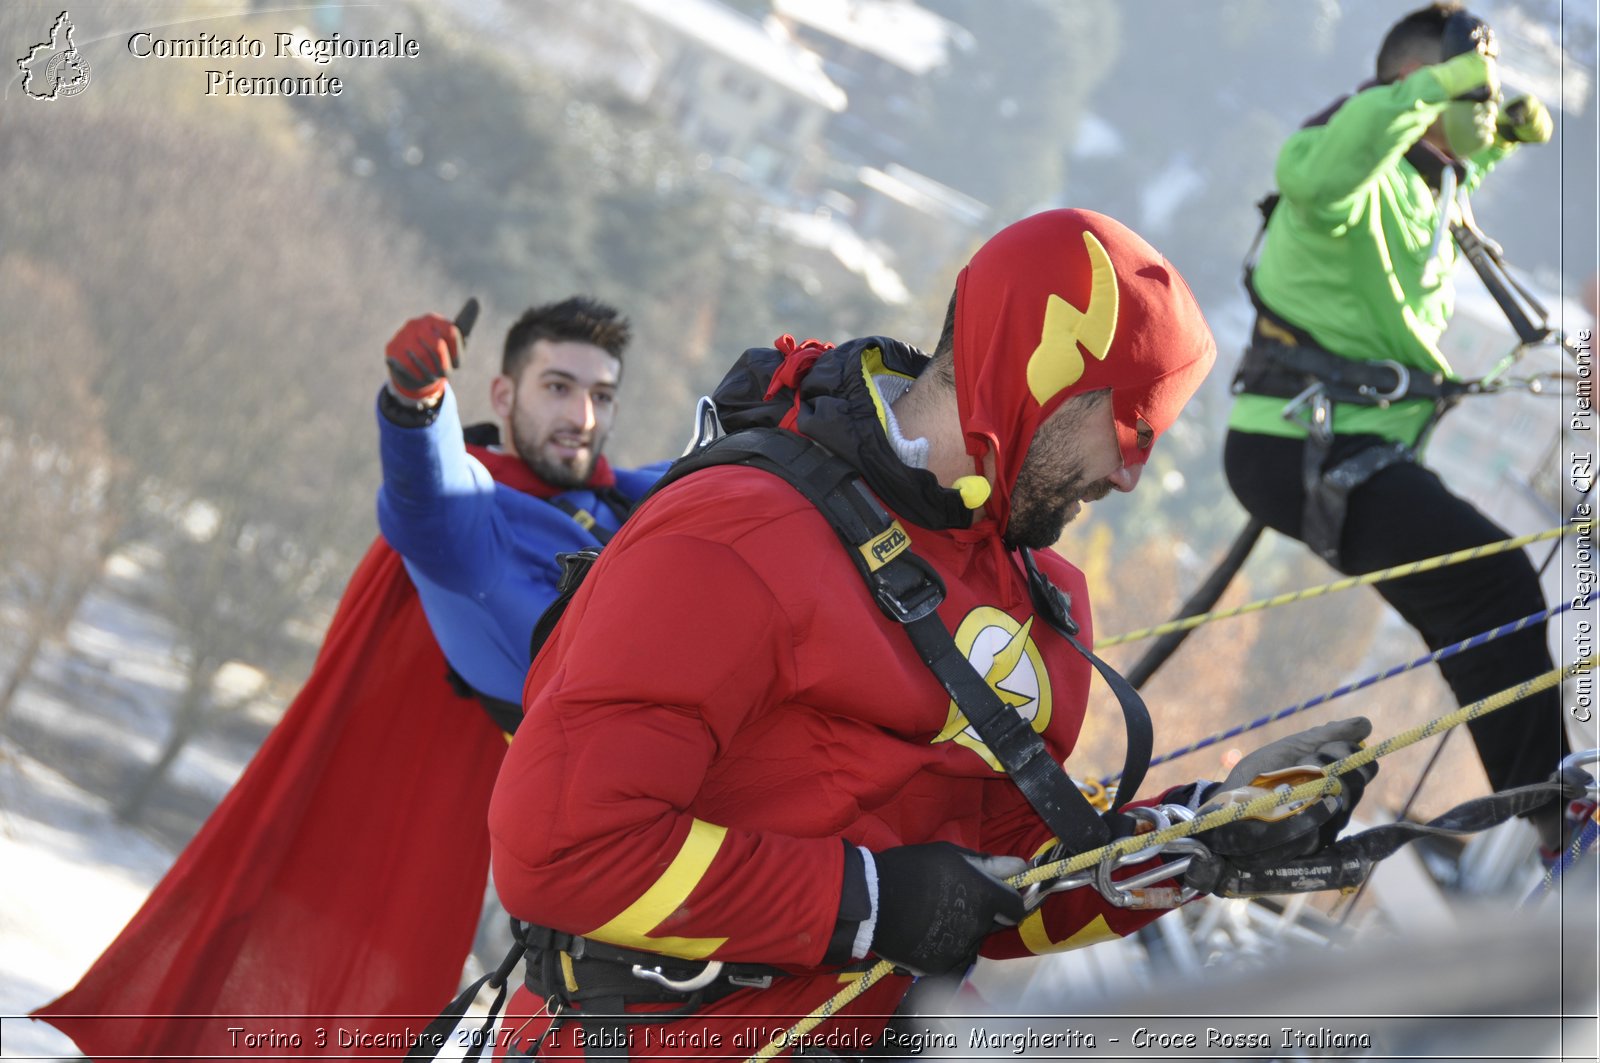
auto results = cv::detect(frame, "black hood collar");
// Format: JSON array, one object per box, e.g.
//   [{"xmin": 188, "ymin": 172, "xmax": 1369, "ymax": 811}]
[{"xmin": 710, "ymin": 336, "xmax": 973, "ymax": 530}]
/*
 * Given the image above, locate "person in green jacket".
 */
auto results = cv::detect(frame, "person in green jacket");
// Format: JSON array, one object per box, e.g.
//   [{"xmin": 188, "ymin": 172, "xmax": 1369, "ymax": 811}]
[{"xmin": 1223, "ymin": 3, "xmax": 1571, "ymax": 852}]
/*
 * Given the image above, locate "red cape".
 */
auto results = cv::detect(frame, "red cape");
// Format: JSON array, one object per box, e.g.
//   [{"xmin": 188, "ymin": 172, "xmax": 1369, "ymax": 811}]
[{"xmin": 34, "ymin": 538, "xmax": 508, "ymax": 1061}]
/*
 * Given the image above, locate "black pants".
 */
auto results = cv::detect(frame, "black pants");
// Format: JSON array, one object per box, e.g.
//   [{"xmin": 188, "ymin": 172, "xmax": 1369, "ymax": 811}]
[{"xmin": 1224, "ymin": 430, "xmax": 1569, "ymax": 812}]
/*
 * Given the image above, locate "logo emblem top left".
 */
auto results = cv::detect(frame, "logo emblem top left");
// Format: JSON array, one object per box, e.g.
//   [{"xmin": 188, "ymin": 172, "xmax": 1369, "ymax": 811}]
[{"xmin": 18, "ymin": 11, "xmax": 91, "ymax": 100}]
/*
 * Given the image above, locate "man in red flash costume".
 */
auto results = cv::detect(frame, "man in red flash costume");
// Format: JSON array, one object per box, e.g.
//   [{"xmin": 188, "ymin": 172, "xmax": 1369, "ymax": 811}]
[{"xmin": 487, "ymin": 209, "xmax": 1376, "ymax": 1058}]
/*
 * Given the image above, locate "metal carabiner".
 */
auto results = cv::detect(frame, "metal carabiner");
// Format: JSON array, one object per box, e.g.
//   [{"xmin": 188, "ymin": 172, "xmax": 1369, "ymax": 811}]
[
  {"xmin": 1559, "ymin": 749, "xmax": 1600, "ymax": 801},
  {"xmin": 1093, "ymin": 837, "xmax": 1208, "ymax": 909},
  {"xmin": 1019, "ymin": 867, "xmax": 1096, "ymax": 912},
  {"xmin": 1280, "ymin": 383, "xmax": 1333, "ymax": 445},
  {"xmin": 630, "ymin": 959, "xmax": 724, "ymax": 993},
  {"xmin": 1076, "ymin": 777, "xmax": 1112, "ymax": 812},
  {"xmin": 1420, "ymin": 166, "xmax": 1459, "ymax": 289},
  {"xmin": 1357, "ymin": 360, "xmax": 1411, "ymax": 405}
]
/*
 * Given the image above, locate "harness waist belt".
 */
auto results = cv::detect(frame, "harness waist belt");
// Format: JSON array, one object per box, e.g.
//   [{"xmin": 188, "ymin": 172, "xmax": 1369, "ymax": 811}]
[
  {"xmin": 520, "ymin": 924, "xmax": 792, "ymax": 1014},
  {"xmin": 1233, "ymin": 338, "xmax": 1470, "ymax": 406}
]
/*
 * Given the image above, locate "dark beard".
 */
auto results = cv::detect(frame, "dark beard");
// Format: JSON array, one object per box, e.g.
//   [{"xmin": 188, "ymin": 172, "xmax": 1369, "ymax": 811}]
[
  {"xmin": 1003, "ymin": 473, "xmax": 1112, "ymax": 550},
  {"xmin": 511, "ymin": 432, "xmax": 592, "ymax": 490}
]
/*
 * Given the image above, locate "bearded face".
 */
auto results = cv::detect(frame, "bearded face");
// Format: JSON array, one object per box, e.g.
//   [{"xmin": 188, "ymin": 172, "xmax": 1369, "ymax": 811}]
[
  {"xmin": 496, "ymin": 340, "xmax": 620, "ymax": 489},
  {"xmin": 1003, "ymin": 390, "xmax": 1127, "ymax": 550}
]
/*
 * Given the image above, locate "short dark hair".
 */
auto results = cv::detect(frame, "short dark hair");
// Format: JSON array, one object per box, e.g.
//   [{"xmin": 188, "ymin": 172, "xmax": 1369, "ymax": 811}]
[
  {"xmin": 927, "ymin": 288, "xmax": 958, "ymax": 389},
  {"xmin": 502, "ymin": 296, "xmax": 630, "ymax": 377},
  {"xmin": 1377, "ymin": 2, "xmax": 1462, "ymax": 82}
]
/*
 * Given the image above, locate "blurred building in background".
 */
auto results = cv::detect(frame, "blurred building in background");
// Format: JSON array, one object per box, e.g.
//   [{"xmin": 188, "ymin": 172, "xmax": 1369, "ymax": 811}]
[{"xmin": 770, "ymin": 0, "xmax": 972, "ymax": 170}]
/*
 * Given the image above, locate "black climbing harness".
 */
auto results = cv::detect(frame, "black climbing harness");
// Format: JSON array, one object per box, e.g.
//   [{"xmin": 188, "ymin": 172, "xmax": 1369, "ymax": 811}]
[{"xmin": 484, "ymin": 416, "xmax": 1160, "ymax": 1059}]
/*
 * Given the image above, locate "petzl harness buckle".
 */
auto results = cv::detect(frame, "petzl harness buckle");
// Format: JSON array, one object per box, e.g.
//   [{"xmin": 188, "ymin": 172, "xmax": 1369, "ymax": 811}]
[{"xmin": 868, "ymin": 551, "xmax": 944, "ymax": 624}]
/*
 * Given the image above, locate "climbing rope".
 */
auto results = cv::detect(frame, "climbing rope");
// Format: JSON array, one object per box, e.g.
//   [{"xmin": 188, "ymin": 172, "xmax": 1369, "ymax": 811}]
[
  {"xmin": 1096, "ymin": 521, "xmax": 1590, "ymax": 649},
  {"xmin": 744, "ymin": 656, "xmax": 1595, "ymax": 1063},
  {"xmin": 1099, "ymin": 600, "xmax": 1573, "ymax": 786},
  {"xmin": 1521, "ymin": 749, "xmax": 1600, "ymax": 906},
  {"xmin": 1524, "ymin": 817, "xmax": 1599, "ymax": 904}
]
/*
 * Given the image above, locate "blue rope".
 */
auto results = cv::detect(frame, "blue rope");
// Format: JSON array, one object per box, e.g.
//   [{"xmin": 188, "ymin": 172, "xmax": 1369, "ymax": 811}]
[
  {"xmin": 1100, "ymin": 600, "xmax": 1573, "ymax": 786},
  {"xmin": 1523, "ymin": 815, "xmax": 1599, "ymax": 906}
]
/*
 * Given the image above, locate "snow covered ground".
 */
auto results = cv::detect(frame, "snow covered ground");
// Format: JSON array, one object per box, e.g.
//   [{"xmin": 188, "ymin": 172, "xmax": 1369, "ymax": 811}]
[
  {"xmin": 0, "ymin": 737, "xmax": 174, "ymax": 1060},
  {"xmin": 0, "ymin": 552, "xmax": 268, "ymax": 1061}
]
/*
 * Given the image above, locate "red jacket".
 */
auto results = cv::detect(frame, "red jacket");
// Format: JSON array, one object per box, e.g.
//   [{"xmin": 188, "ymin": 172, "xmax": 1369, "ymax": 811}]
[{"xmin": 489, "ymin": 211, "xmax": 1216, "ymax": 1057}]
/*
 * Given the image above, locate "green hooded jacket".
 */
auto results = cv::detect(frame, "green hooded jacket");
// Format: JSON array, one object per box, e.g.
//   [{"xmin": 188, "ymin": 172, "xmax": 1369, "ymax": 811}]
[{"xmin": 1228, "ymin": 62, "xmax": 1515, "ymax": 446}]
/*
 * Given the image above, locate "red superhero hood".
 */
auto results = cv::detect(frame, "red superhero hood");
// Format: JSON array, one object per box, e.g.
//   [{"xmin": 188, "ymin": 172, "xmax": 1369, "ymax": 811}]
[{"xmin": 953, "ymin": 209, "xmax": 1216, "ymax": 533}]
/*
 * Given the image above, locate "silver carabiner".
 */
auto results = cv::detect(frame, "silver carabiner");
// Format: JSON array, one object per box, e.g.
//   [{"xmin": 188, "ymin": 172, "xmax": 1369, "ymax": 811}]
[
  {"xmin": 1019, "ymin": 867, "xmax": 1096, "ymax": 912},
  {"xmin": 1281, "ymin": 383, "xmax": 1333, "ymax": 445},
  {"xmin": 1559, "ymin": 749, "xmax": 1600, "ymax": 801},
  {"xmin": 680, "ymin": 395, "xmax": 724, "ymax": 455},
  {"xmin": 1420, "ymin": 166, "xmax": 1458, "ymax": 288},
  {"xmin": 630, "ymin": 959, "xmax": 724, "ymax": 993},
  {"xmin": 1357, "ymin": 359, "xmax": 1411, "ymax": 405},
  {"xmin": 1093, "ymin": 837, "xmax": 1208, "ymax": 910}
]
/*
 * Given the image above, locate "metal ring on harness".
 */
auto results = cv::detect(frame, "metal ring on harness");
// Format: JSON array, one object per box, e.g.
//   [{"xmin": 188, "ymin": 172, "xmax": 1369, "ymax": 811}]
[
  {"xmin": 630, "ymin": 959, "xmax": 725, "ymax": 993},
  {"xmin": 1561, "ymin": 749, "xmax": 1600, "ymax": 801},
  {"xmin": 1355, "ymin": 360, "xmax": 1410, "ymax": 406},
  {"xmin": 1076, "ymin": 777, "xmax": 1112, "ymax": 812}
]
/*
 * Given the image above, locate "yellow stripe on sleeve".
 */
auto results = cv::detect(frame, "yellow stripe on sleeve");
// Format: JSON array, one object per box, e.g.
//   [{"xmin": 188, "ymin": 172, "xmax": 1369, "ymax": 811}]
[{"xmin": 585, "ymin": 819, "xmax": 730, "ymax": 960}]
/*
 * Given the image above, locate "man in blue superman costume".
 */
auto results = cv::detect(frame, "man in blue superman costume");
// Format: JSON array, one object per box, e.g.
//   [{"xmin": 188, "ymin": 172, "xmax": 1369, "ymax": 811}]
[{"xmin": 36, "ymin": 297, "xmax": 664, "ymax": 1061}]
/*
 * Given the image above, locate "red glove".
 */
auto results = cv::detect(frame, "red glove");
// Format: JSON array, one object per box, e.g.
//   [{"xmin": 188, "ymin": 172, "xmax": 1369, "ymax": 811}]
[{"xmin": 384, "ymin": 313, "xmax": 461, "ymax": 405}]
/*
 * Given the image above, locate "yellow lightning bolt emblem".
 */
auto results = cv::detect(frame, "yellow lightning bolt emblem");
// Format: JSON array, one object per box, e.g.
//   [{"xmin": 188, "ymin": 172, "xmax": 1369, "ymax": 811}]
[
  {"xmin": 933, "ymin": 609, "xmax": 1053, "ymax": 775},
  {"xmin": 984, "ymin": 616, "xmax": 1035, "ymax": 709},
  {"xmin": 940, "ymin": 616, "xmax": 1034, "ymax": 738},
  {"xmin": 1026, "ymin": 230, "xmax": 1120, "ymax": 405}
]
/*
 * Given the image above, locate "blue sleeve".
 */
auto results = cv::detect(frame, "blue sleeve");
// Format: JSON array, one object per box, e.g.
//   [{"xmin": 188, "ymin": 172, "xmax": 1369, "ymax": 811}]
[{"xmin": 375, "ymin": 386, "xmax": 504, "ymax": 596}]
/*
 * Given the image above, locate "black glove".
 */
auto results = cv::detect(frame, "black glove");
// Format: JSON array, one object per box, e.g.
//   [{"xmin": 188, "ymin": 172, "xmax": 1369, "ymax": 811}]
[
  {"xmin": 871, "ymin": 842, "xmax": 1027, "ymax": 977},
  {"xmin": 1191, "ymin": 717, "xmax": 1377, "ymax": 872}
]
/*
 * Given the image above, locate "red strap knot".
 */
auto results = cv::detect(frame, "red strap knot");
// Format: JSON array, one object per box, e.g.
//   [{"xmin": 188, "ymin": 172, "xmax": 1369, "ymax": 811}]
[{"xmin": 764, "ymin": 334, "xmax": 834, "ymax": 400}]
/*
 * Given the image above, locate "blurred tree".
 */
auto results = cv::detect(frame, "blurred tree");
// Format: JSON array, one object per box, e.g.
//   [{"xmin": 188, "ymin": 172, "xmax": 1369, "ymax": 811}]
[
  {"xmin": 300, "ymin": 10, "xmax": 598, "ymax": 318},
  {"xmin": 1, "ymin": 103, "xmax": 450, "ymax": 819},
  {"xmin": 115, "ymin": 504, "xmax": 347, "ymax": 823},
  {"xmin": 0, "ymin": 259, "xmax": 115, "ymax": 726},
  {"xmin": 287, "ymin": 4, "xmax": 904, "ymax": 464},
  {"xmin": 907, "ymin": 0, "xmax": 1121, "ymax": 218}
]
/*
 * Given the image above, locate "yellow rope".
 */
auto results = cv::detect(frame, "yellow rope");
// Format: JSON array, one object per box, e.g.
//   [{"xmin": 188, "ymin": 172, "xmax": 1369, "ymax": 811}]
[
  {"xmin": 1021, "ymin": 655, "xmax": 1591, "ymax": 885},
  {"xmin": 1097, "ymin": 521, "xmax": 1591, "ymax": 649},
  {"xmin": 745, "ymin": 656, "xmax": 1594, "ymax": 1062}
]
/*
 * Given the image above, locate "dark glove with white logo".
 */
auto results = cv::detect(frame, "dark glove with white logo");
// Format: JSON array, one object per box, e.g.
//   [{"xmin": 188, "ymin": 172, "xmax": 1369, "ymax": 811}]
[
  {"xmin": 871, "ymin": 842, "xmax": 1028, "ymax": 977},
  {"xmin": 1189, "ymin": 717, "xmax": 1377, "ymax": 873}
]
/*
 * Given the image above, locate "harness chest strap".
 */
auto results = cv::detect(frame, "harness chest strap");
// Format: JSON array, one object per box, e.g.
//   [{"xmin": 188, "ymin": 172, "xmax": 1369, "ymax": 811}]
[
  {"xmin": 663, "ymin": 428, "xmax": 1153, "ymax": 852},
  {"xmin": 447, "ymin": 487, "xmax": 638, "ymax": 735}
]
